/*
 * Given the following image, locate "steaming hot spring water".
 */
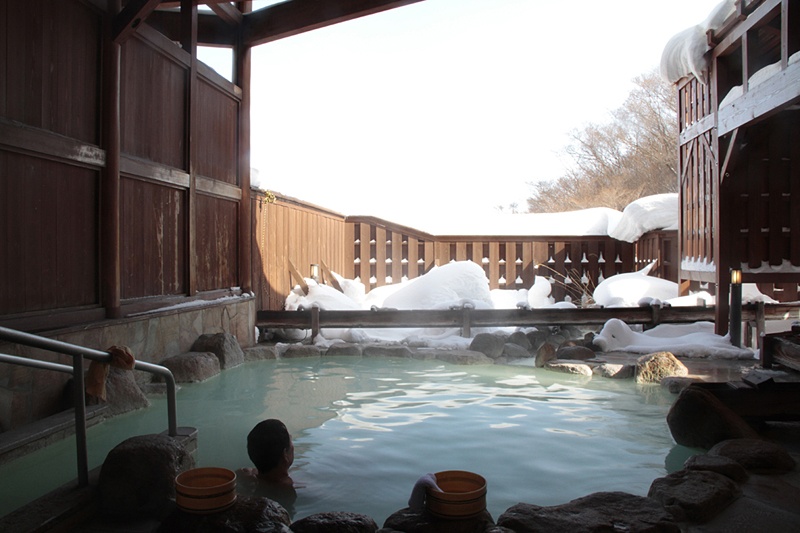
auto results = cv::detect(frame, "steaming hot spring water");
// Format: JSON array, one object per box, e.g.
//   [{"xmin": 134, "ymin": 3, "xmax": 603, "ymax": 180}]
[{"xmin": 0, "ymin": 355, "xmax": 698, "ymax": 522}]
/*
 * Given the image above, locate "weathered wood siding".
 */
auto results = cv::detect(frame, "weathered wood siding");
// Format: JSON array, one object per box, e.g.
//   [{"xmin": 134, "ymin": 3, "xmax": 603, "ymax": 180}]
[
  {"xmin": 635, "ymin": 230, "xmax": 679, "ymax": 283},
  {"xmin": 0, "ymin": 1, "xmax": 102, "ymax": 320},
  {"xmin": 252, "ymin": 191, "xmax": 347, "ymax": 311},
  {"xmin": 1, "ymin": 1, "xmax": 250, "ymax": 329}
]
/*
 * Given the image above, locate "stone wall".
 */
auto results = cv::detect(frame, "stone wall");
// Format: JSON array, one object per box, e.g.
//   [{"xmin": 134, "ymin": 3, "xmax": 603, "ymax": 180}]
[{"xmin": 0, "ymin": 297, "xmax": 255, "ymax": 432}]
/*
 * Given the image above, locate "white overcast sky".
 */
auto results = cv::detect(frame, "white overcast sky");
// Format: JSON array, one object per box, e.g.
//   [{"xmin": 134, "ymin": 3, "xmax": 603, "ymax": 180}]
[{"xmin": 201, "ymin": 0, "xmax": 721, "ymax": 231}]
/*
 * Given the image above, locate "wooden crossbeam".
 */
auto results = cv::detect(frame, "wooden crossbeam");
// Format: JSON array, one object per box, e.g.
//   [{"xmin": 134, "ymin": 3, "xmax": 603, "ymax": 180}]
[
  {"xmin": 288, "ymin": 260, "xmax": 309, "ymax": 295},
  {"xmin": 319, "ymin": 260, "xmax": 344, "ymax": 293},
  {"xmin": 113, "ymin": 0, "xmax": 163, "ymax": 44},
  {"xmin": 209, "ymin": 3, "xmax": 243, "ymax": 25}
]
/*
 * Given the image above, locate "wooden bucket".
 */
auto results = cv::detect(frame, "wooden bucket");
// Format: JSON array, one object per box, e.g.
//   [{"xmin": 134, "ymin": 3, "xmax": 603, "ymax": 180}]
[
  {"xmin": 426, "ymin": 470, "xmax": 487, "ymax": 519},
  {"xmin": 175, "ymin": 467, "xmax": 237, "ymax": 514}
]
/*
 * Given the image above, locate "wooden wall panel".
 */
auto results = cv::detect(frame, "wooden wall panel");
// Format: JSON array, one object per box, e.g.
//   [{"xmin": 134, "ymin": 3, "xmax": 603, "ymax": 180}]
[
  {"xmin": 196, "ymin": 194, "xmax": 238, "ymax": 292},
  {"xmin": 120, "ymin": 177, "xmax": 186, "ymax": 299},
  {"xmin": 120, "ymin": 35, "xmax": 186, "ymax": 170},
  {"xmin": 1, "ymin": 152, "xmax": 98, "ymax": 314},
  {"xmin": 195, "ymin": 78, "xmax": 238, "ymax": 184},
  {"xmin": 2, "ymin": 0, "xmax": 100, "ymax": 144}
]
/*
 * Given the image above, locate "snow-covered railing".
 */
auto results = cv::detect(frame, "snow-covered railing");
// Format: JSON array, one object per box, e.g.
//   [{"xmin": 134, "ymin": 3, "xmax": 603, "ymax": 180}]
[{"xmin": 258, "ymin": 302, "xmax": 800, "ymax": 344}]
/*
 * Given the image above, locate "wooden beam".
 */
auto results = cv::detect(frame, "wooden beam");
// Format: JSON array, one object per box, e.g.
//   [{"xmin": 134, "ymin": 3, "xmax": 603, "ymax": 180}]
[
  {"xmin": 147, "ymin": 10, "xmax": 237, "ymax": 45},
  {"xmin": 183, "ymin": 0, "xmax": 199, "ymax": 296},
  {"xmin": 236, "ymin": 1, "xmax": 253, "ymax": 294},
  {"xmin": 288, "ymin": 260, "xmax": 309, "ymax": 295},
  {"xmin": 112, "ymin": 0, "xmax": 163, "ymax": 45},
  {"xmin": 242, "ymin": 0, "xmax": 424, "ymax": 47},
  {"xmin": 209, "ymin": 2, "xmax": 243, "ymax": 25}
]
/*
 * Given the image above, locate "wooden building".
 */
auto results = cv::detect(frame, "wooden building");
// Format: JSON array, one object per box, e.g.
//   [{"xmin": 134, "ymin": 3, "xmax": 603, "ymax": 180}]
[
  {"xmin": 673, "ymin": 0, "xmax": 800, "ymax": 332},
  {"xmin": 0, "ymin": 0, "xmax": 420, "ymax": 431}
]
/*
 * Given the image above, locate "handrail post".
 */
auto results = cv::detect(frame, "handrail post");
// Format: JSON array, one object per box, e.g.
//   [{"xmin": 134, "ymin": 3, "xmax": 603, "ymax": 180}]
[{"xmin": 73, "ymin": 354, "xmax": 89, "ymax": 487}]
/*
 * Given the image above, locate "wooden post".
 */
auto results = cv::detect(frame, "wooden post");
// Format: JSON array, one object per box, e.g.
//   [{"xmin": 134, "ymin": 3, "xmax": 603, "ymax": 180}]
[
  {"xmin": 236, "ymin": 2, "xmax": 252, "ymax": 294},
  {"xmin": 461, "ymin": 307, "xmax": 471, "ymax": 338},
  {"xmin": 182, "ymin": 0, "xmax": 198, "ymax": 296},
  {"xmin": 102, "ymin": 0, "xmax": 122, "ymax": 319},
  {"xmin": 311, "ymin": 306, "xmax": 320, "ymax": 340}
]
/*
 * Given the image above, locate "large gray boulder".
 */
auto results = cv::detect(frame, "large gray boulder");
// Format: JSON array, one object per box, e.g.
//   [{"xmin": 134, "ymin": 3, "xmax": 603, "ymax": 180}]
[
  {"xmin": 98, "ymin": 434, "xmax": 195, "ymax": 520},
  {"xmin": 157, "ymin": 495, "xmax": 291, "ymax": 533},
  {"xmin": 363, "ymin": 345, "xmax": 413, "ymax": 358},
  {"xmin": 648, "ymin": 469, "xmax": 741, "ymax": 523},
  {"xmin": 635, "ymin": 352, "xmax": 688, "ymax": 384},
  {"xmin": 508, "ymin": 331, "xmax": 532, "ymax": 351},
  {"xmin": 105, "ymin": 367, "xmax": 151, "ymax": 416},
  {"xmin": 469, "ymin": 333, "xmax": 506, "ymax": 359},
  {"xmin": 326, "ymin": 343, "xmax": 363, "ymax": 356},
  {"xmin": 592, "ymin": 363, "xmax": 635, "ymax": 379},
  {"xmin": 502, "ymin": 343, "xmax": 531, "ymax": 359},
  {"xmin": 544, "ymin": 361, "xmax": 593, "ymax": 377},
  {"xmin": 291, "ymin": 511, "xmax": 378, "ymax": 533},
  {"xmin": 383, "ymin": 507, "xmax": 495, "ymax": 533},
  {"xmin": 191, "ymin": 333, "xmax": 245, "ymax": 370},
  {"xmin": 434, "ymin": 350, "xmax": 494, "ymax": 365},
  {"xmin": 555, "ymin": 345, "xmax": 596, "ymax": 361},
  {"xmin": 666, "ymin": 386, "xmax": 759, "ymax": 449},
  {"xmin": 683, "ymin": 453, "xmax": 748, "ymax": 482},
  {"xmin": 497, "ymin": 492, "xmax": 678, "ymax": 532},
  {"xmin": 709, "ymin": 438, "xmax": 796, "ymax": 474},
  {"xmin": 534, "ymin": 342, "xmax": 557, "ymax": 368},
  {"xmin": 244, "ymin": 344, "xmax": 280, "ymax": 361},
  {"xmin": 159, "ymin": 352, "xmax": 220, "ymax": 383},
  {"xmin": 283, "ymin": 344, "xmax": 322, "ymax": 358}
]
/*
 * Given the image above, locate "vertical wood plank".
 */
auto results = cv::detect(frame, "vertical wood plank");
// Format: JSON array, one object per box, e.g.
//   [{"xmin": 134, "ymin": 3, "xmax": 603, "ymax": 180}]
[
  {"xmin": 506, "ymin": 241, "xmax": 517, "ymax": 288},
  {"xmin": 375, "ymin": 226, "xmax": 386, "ymax": 287},
  {"xmin": 489, "ymin": 242, "xmax": 500, "ymax": 290},
  {"xmin": 392, "ymin": 230, "xmax": 403, "ymax": 284},
  {"xmin": 407, "ymin": 236, "xmax": 419, "ymax": 280}
]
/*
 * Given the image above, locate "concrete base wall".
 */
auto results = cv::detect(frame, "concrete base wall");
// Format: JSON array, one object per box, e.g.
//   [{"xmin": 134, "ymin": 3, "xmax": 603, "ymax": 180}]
[{"xmin": 0, "ymin": 297, "xmax": 255, "ymax": 433}]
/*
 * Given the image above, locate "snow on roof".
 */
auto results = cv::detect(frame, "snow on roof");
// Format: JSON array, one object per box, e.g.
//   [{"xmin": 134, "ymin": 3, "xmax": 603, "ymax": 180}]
[
  {"xmin": 660, "ymin": 0, "xmax": 736, "ymax": 84},
  {"xmin": 608, "ymin": 194, "xmax": 679, "ymax": 243}
]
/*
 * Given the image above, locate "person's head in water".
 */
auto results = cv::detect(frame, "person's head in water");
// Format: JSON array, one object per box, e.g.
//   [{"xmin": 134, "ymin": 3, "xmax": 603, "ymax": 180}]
[{"xmin": 247, "ymin": 419, "xmax": 294, "ymax": 478}]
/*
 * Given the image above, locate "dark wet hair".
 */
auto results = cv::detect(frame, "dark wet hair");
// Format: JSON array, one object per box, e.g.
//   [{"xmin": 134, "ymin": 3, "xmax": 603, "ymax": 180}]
[{"xmin": 247, "ymin": 419, "xmax": 291, "ymax": 474}]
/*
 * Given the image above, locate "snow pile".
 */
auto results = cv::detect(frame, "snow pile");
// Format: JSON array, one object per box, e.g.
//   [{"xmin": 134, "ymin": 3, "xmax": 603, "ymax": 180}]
[
  {"xmin": 608, "ymin": 194, "xmax": 679, "ymax": 243},
  {"xmin": 420, "ymin": 207, "xmax": 623, "ymax": 237},
  {"xmin": 592, "ymin": 263, "xmax": 679, "ymax": 307},
  {"xmin": 593, "ymin": 318, "xmax": 753, "ymax": 359},
  {"xmin": 660, "ymin": 0, "xmax": 736, "ymax": 84}
]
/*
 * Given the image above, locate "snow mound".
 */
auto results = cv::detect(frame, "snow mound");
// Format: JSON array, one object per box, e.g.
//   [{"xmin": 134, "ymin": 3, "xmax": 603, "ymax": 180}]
[
  {"xmin": 375, "ymin": 261, "xmax": 493, "ymax": 310},
  {"xmin": 608, "ymin": 194, "xmax": 679, "ymax": 243},
  {"xmin": 592, "ymin": 265, "xmax": 679, "ymax": 307},
  {"xmin": 427, "ymin": 207, "xmax": 623, "ymax": 237},
  {"xmin": 593, "ymin": 318, "xmax": 754, "ymax": 359}
]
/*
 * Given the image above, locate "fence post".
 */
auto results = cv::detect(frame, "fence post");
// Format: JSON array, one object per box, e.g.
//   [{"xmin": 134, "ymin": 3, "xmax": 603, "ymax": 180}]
[
  {"xmin": 73, "ymin": 354, "xmax": 89, "ymax": 487},
  {"xmin": 311, "ymin": 306, "xmax": 320, "ymax": 339},
  {"xmin": 461, "ymin": 308, "xmax": 471, "ymax": 338}
]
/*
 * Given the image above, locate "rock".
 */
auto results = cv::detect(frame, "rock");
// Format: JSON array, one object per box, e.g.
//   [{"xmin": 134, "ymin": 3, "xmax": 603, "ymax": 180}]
[
  {"xmin": 157, "ymin": 495, "xmax": 291, "ymax": 533},
  {"xmin": 635, "ymin": 352, "xmax": 688, "ymax": 384},
  {"xmin": 191, "ymin": 333, "xmax": 245, "ymax": 370},
  {"xmin": 555, "ymin": 345, "xmax": 596, "ymax": 361},
  {"xmin": 363, "ymin": 345, "xmax": 413, "ymax": 358},
  {"xmin": 709, "ymin": 438, "xmax": 796, "ymax": 474},
  {"xmin": 534, "ymin": 343, "xmax": 557, "ymax": 368},
  {"xmin": 434, "ymin": 350, "xmax": 494, "ymax": 365},
  {"xmin": 497, "ymin": 492, "xmax": 678, "ymax": 533},
  {"xmin": 648, "ymin": 469, "xmax": 741, "ymax": 523},
  {"xmin": 383, "ymin": 507, "xmax": 494, "ymax": 533},
  {"xmin": 583, "ymin": 332, "xmax": 601, "ymax": 351},
  {"xmin": 158, "ymin": 352, "xmax": 220, "ymax": 383},
  {"xmin": 508, "ymin": 331, "xmax": 532, "ymax": 351},
  {"xmin": 326, "ymin": 343, "xmax": 363, "ymax": 356},
  {"xmin": 545, "ymin": 334, "xmax": 566, "ymax": 347},
  {"xmin": 562, "ymin": 326, "xmax": 583, "ymax": 340},
  {"xmin": 544, "ymin": 361, "xmax": 593, "ymax": 377},
  {"xmin": 469, "ymin": 333, "xmax": 506, "ymax": 359},
  {"xmin": 660, "ymin": 376, "xmax": 702, "ymax": 394},
  {"xmin": 592, "ymin": 363, "xmax": 635, "ymax": 379},
  {"xmin": 684, "ymin": 454, "xmax": 748, "ymax": 482},
  {"xmin": 105, "ymin": 367, "xmax": 151, "ymax": 416},
  {"xmin": 99, "ymin": 434, "xmax": 195, "ymax": 520},
  {"xmin": 502, "ymin": 343, "xmax": 530, "ymax": 359},
  {"xmin": 525, "ymin": 330, "xmax": 547, "ymax": 351},
  {"xmin": 291, "ymin": 511, "xmax": 378, "ymax": 533},
  {"xmin": 283, "ymin": 345, "xmax": 322, "ymax": 358},
  {"xmin": 666, "ymin": 386, "xmax": 759, "ymax": 449},
  {"xmin": 244, "ymin": 345, "xmax": 280, "ymax": 361}
]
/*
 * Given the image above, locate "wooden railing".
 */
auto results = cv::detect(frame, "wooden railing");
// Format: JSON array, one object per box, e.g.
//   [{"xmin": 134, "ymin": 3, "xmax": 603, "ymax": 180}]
[{"xmin": 257, "ymin": 302, "xmax": 800, "ymax": 346}]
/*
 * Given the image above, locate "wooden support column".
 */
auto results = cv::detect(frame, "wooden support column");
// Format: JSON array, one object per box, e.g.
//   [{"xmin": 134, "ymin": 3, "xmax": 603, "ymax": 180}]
[
  {"xmin": 236, "ymin": 1, "xmax": 253, "ymax": 293},
  {"xmin": 182, "ymin": 0, "xmax": 198, "ymax": 296},
  {"xmin": 102, "ymin": 0, "xmax": 122, "ymax": 319}
]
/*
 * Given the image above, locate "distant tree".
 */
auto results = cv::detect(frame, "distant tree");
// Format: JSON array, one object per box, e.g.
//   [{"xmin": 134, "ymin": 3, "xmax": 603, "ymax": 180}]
[{"xmin": 526, "ymin": 69, "xmax": 678, "ymax": 213}]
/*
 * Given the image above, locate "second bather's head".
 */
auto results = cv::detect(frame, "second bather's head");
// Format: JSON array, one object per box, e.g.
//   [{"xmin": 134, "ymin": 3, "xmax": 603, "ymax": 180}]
[{"xmin": 247, "ymin": 419, "xmax": 294, "ymax": 476}]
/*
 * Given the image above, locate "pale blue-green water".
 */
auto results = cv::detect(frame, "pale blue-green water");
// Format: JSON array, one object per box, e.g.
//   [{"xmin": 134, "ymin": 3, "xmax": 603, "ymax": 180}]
[{"xmin": 0, "ymin": 356, "xmax": 697, "ymax": 523}]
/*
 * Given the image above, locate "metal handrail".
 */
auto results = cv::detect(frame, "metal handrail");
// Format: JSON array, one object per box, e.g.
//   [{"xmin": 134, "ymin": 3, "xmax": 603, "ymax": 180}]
[{"xmin": 0, "ymin": 326, "xmax": 178, "ymax": 487}]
